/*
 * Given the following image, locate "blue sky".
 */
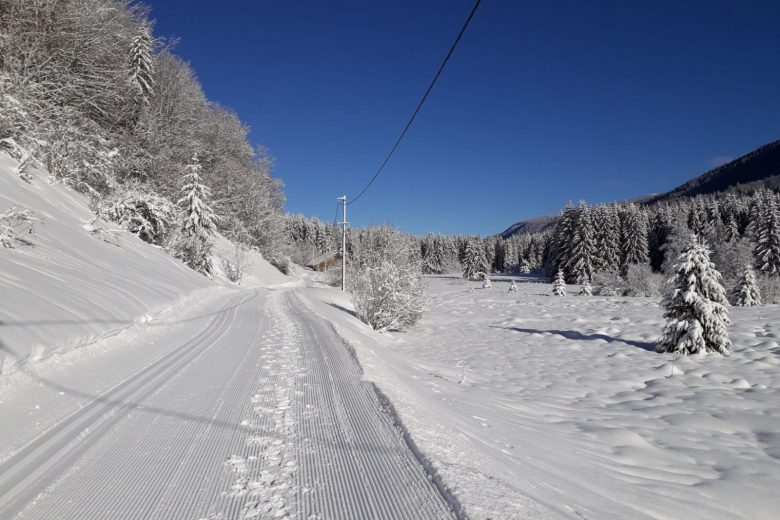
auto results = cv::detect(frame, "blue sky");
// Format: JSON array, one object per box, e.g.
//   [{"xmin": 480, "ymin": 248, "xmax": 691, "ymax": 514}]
[{"xmin": 149, "ymin": 0, "xmax": 780, "ymax": 236}]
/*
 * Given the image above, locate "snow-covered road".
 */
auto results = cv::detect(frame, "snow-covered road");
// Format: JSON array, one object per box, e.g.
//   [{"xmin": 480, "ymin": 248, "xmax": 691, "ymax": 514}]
[{"xmin": 0, "ymin": 288, "xmax": 454, "ymax": 519}]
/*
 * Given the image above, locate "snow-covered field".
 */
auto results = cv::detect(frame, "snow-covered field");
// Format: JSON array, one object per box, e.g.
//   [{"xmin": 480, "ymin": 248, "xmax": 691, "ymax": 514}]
[
  {"xmin": 304, "ymin": 274, "xmax": 780, "ymax": 520},
  {"xmin": 4, "ymin": 153, "xmax": 780, "ymax": 519}
]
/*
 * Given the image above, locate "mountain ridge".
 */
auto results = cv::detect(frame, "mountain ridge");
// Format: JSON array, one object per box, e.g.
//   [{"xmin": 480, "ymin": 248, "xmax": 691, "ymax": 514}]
[{"xmin": 500, "ymin": 139, "xmax": 780, "ymax": 238}]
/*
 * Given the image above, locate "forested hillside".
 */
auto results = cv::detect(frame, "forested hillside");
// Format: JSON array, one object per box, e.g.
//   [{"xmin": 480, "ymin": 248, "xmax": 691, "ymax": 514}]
[
  {"xmin": 0, "ymin": 0, "xmax": 286, "ymax": 272},
  {"xmin": 501, "ymin": 139, "xmax": 780, "ymax": 240},
  {"xmin": 651, "ymin": 140, "xmax": 780, "ymax": 202}
]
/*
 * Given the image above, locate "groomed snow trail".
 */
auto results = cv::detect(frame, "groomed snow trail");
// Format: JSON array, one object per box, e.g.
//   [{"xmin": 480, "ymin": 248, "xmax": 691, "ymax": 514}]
[
  {"xmin": 0, "ymin": 288, "xmax": 454, "ymax": 519},
  {"xmin": 283, "ymin": 290, "xmax": 454, "ymax": 520}
]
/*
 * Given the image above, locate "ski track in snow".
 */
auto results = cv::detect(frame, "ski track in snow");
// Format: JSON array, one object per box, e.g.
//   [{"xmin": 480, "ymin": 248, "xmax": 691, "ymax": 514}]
[{"xmin": 0, "ymin": 289, "xmax": 454, "ymax": 519}]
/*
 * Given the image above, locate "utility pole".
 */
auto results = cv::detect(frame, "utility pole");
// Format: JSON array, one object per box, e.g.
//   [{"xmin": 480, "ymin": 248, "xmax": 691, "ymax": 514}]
[{"xmin": 338, "ymin": 195, "xmax": 348, "ymax": 291}]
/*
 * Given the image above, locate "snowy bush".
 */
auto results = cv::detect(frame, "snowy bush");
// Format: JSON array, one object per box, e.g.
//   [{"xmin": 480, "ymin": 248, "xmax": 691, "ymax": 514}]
[
  {"xmin": 579, "ymin": 281, "xmax": 592, "ymax": 296},
  {"xmin": 221, "ymin": 242, "xmax": 248, "ymax": 284},
  {"xmin": 756, "ymin": 274, "xmax": 780, "ymax": 305},
  {"xmin": 167, "ymin": 230, "xmax": 213, "ymax": 276},
  {"xmin": 508, "ymin": 280, "xmax": 518, "ymax": 293},
  {"xmin": 593, "ymin": 270, "xmax": 624, "ymax": 296},
  {"xmin": 0, "ymin": 207, "xmax": 39, "ymax": 248},
  {"xmin": 350, "ymin": 226, "xmax": 427, "ymax": 332},
  {"xmin": 482, "ymin": 278, "xmax": 492, "ymax": 289},
  {"xmin": 657, "ymin": 235, "xmax": 731, "ymax": 355},
  {"xmin": 352, "ymin": 259, "xmax": 426, "ymax": 332},
  {"xmin": 624, "ymin": 264, "xmax": 663, "ymax": 297},
  {"xmin": 98, "ymin": 186, "xmax": 176, "ymax": 245}
]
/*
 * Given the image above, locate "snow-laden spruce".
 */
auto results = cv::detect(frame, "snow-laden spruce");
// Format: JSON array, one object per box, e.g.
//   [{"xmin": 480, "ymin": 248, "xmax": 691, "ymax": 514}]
[
  {"xmin": 620, "ymin": 203, "xmax": 649, "ymax": 273},
  {"xmin": 754, "ymin": 192, "xmax": 780, "ymax": 276},
  {"xmin": 462, "ymin": 239, "xmax": 488, "ymax": 280},
  {"xmin": 128, "ymin": 22, "xmax": 155, "ymax": 117},
  {"xmin": 172, "ymin": 153, "xmax": 218, "ymax": 275},
  {"xmin": 657, "ymin": 235, "xmax": 731, "ymax": 355},
  {"xmin": 579, "ymin": 280, "xmax": 592, "ymax": 296},
  {"xmin": 552, "ymin": 269, "xmax": 566, "ymax": 296},
  {"xmin": 566, "ymin": 201, "xmax": 595, "ymax": 283},
  {"xmin": 733, "ymin": 264, "xmax": 761, "ymax": 307},
  {"xmin": 179, "ymin": 154, "xmax": 217, "ymax": 236}
]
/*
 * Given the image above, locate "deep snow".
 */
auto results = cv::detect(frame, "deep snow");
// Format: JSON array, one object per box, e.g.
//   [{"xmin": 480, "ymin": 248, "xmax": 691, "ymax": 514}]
[
  {"xmin": 0, "ymin": 156, "xmax": 285, "ymax": 378},
  {"xmin": 4, "ymin": 154, "xmax": 780, "ymax": 519},
  {"xmin": 302, "ymin": 274, "xmax": 780, "ymax": 520}
]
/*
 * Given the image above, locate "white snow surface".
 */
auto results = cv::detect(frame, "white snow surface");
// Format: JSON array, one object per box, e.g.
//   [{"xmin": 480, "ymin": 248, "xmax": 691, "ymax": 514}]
[
  {"xmin": 4, "ymin": 153, "xmax": 780, "ymax": 519},
  {"xmin": 0, "ymin": 157, "xmax": 452, "ymax": 519},
  {"xmin": 302, "ymin": 273, "xmax": 780, "ymax": 520},
  {"xmin": 0, "ymin": 156, "xmax": 284, "ymax": 377}
]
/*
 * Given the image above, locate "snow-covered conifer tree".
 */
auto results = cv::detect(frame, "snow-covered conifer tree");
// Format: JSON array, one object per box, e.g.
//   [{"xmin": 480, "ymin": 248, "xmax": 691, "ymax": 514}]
[
  {"xmin": 174, "ymin": 153, "xmax": 217, "ymax": 275},
  {"xmin": 128, "ymin": 22, "xmax": 155, "ymax": 125},
  {"xmin": 733, "ymin": 264, "xmax": 761, "ymax": 307},
  {"xmin": 503, "ymin": 240, "xmax": 518, "ymax": 272},
  {"xmin": 179, "ymin": 154, "xmax": 217, "ymax": 237},
  {"xmin": 724, "ymin": 214, "xmax": 739, "ymax": 243},
  {"xmin": 552, "ymin": 269, "xmax": 566, "ymax": 296},
  {"xmin": 754, "ymin": 193, "xmax": 780, "ymax": 276},
  {"xmin": 620, "ymin": 204, "xmax": 649, "ymax": 273},
  {"xmin": 579, "ymin": 280, "xmax": 592, "ymax": 296},
  {"xmin": 657, "ymin": 235, "xmax": 731, "ymax": 355},
  {"xmin": 593, "ymin": 205, "xmax": 620, "ymax": 273},
  {"xmin": 550, "ymin": 202, "xmax": 576, "ymax": 276},
  {"xmin": 462, "ymin": 239, "xmax": 488, "ymax": 280},
  {"xmin": 566, "ymin": 201, "xmax": 595, "ymax": 283}
]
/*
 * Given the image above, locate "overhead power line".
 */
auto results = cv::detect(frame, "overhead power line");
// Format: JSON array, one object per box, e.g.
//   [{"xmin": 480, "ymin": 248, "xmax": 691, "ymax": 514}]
[{"xmin": 348, "ymin": 0, "xmax": 483, "ymax": 205}]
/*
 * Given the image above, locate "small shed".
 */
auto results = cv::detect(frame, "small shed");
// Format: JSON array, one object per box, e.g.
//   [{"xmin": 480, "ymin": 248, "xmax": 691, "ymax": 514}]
[{"xmin": 306, "ymin": 251, "xmax": 343, "ymax": 272}]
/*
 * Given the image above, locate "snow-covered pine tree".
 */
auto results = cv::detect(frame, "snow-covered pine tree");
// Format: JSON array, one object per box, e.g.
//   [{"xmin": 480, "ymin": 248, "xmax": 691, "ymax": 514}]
[
  {"xmin": 724, "ymin": 214, "xmax": 739, "ymax": 242},
  {"xmin": 733, "ymin": 264, "xmax": 761, "ymax": 307},
  {"xmin": 179, "ymin": 153, "xmax": 217, "ymax": 237},
  {"xmin": 549, "ymin": 202, "xmax": 576, "ymax": 277},
  {"xmin": 503, "ymin": 239, "xmax": 518, "ymax": 272},
  {"xmin": 566, "ymin": 201, "xmax": 595, "ymax": 283},
  {"xmin": 484, "ymin": 237, "xmax": 497, "ymax": 272},
  {"xmin": 579, "ymin": 280, "xmax": 592, "ymax": 296},
  {"xmin": 657, "ymin": 235, "xmax": 731, "ymax": 355},
  {"xmin": 593, "ymin": 205, "xmax": 619, "ymax": 273},
  {"xmin": 175, "ymin": 153, "xmax": 218, "ymax": 275},
  {"xmin": 508, "ymin": 280, "xmax": 518, "ymax": 293},
  {"xmin": 552, "ymin": 269, "xmax": 566, "ymax": 296},
  {"xmin": 620, "ymin": 203, "xmax": 649, "ymax": 274},
  {"xmin": 754, "ymin": 192, "xmax": 780, "ymax": 276},
  {"xmin": 462, "ymin": 239, "xmax": 488, "ymax": 280},
  {"xmin": 128, "ymin": 22, "xmax": 154, "ymax": 125}
]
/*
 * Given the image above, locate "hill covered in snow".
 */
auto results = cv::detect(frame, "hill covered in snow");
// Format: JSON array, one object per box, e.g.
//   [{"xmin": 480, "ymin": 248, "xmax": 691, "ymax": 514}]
[{"xmin": 0, "ymin": 156, "xmax": 286, "ymax": 378}]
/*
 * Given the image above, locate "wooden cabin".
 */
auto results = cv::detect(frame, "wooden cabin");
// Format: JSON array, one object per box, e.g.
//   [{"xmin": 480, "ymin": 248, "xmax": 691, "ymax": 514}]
[{"xmin": 306, "ymin": 251, "xmax": 343, "ymax": 272}]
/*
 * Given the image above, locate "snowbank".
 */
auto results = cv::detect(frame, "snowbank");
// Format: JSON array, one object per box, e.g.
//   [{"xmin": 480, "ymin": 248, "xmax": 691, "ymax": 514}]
[
  {"xmin": 0, "ymin": 156, "xmax": 286, "ymax": 377},
  {"xmin": 301, "ymin": 274, "xmax": 780, "ymax": 520}
]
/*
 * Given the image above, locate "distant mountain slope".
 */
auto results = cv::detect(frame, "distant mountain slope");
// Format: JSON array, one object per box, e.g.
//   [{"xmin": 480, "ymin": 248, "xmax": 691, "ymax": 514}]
[
  {"xmin": 499, "ymin": 215, "xmax": 557, "ymax": 238},
  {"xmin": 649, "ymin": 139, "xmax": 780, "ymax": 202},
  {"xmin": 500, "ymin": 139, "xmax": 780, "ymax": 238}
]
